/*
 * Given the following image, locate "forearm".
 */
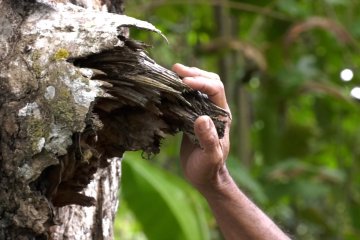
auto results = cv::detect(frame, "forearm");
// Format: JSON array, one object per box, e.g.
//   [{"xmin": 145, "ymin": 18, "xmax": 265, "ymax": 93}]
[{"xmin": 200, "ymin": 168, "xmax": 290, "ymax": 240}]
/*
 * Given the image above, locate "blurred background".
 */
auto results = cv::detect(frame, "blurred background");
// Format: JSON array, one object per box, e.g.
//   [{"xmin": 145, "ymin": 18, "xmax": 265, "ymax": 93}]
[{"xmin": 114, "ymin": 0, "xmax": 360, "ymax": 239}]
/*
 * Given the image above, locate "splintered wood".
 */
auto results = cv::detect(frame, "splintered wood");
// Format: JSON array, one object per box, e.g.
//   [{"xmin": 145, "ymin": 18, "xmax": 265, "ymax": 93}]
[
  {"xmin": 41, "ymin": 37, "xmax": 229, "ymax": 208},
  {"xmin": 73, "ymin": 39, "xmax": 229, "ymax": 157}
]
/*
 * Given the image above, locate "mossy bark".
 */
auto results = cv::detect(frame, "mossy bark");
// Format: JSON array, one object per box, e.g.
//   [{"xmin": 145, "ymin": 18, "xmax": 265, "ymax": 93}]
[{"xmin": 0, "ymin": 1, "xmax": 125, "ymax": 239}]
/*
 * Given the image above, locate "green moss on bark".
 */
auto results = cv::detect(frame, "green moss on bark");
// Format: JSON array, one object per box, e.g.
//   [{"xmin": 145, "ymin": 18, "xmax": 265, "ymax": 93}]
[
  {"xmin": 52, "ymin": 48, "xmax": 70, "ymax": 61},
  {"xmin": 26, "ymin": 118, "xmax": 50, "ymax": 153},
  {"xmin": 51, "ymin": 86, "xmax": 76, "ymax": 125}
]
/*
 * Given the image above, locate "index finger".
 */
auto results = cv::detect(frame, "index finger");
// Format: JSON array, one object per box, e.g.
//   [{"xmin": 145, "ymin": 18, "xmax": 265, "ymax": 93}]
[
  {"xmin": 172, "ymin": 63, "xmax": 229, "ymax": 111},
  {"xmin": 172, "ymin": 63, "xmax": 220, "ymax": 80}
]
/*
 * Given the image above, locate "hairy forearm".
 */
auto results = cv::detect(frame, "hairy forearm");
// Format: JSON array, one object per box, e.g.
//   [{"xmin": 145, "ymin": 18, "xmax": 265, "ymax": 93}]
[{"xmin": 200, "ymin": 168, "xmax": 291, "ymax": 240}]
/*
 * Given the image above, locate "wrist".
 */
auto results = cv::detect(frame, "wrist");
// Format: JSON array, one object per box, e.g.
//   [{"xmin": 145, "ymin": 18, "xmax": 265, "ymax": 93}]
[{"xmin": 196, "ymin": 165, "xmax": 239, "ymax": 198}]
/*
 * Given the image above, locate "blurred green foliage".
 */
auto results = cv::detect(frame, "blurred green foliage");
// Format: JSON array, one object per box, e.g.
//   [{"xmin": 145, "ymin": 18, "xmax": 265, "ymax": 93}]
[
  {"xmin": 115, "ymin": 0, "xmax": 360, "ymax": 239},
  {"xmin": 120, "ymin": 152, "xmax": 210, "ymax": 240}
]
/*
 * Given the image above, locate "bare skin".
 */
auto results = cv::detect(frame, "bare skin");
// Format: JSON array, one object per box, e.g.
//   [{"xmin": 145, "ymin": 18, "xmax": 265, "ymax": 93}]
[{"xmin": 172, "ymin": 63, "xmax": 291, "ymax": 240}]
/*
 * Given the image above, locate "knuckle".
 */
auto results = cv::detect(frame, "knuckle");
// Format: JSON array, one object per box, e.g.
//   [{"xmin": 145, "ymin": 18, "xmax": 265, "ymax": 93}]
[
  {"xmin": 217, "ymin": 81, "xmax": 225, "ymax": 92},
  {"xmin": 212, "ymin": 73, "xmax": 220, "ymax": 80},
  {"xmin": 226, "ymin": 117, "xmax": 232, "ymax": 128}
]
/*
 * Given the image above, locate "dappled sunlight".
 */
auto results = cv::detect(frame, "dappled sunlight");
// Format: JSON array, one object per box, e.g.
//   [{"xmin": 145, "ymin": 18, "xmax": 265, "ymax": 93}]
[
  {"xmin": 350, "ymin": 87, "xmax": 360, "ymax": 100},
  {"xmin": 340, "ymin": 68, "xmax": 354, "ymax": 82}
]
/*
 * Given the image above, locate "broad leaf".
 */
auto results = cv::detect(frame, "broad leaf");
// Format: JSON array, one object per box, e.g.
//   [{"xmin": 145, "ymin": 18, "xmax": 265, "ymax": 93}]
[{"xmin": 121, "ymin": 152, "xmax": 210, "ymax": 240}]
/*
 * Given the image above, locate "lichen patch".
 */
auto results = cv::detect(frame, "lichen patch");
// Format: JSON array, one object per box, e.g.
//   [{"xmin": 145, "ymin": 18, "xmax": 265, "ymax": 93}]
[
  {"xmin": 44, "ymin": 86, "xmax": 56, "ymax": 100},
  {"xmin": 18, "ymin": 102, "xmax": 41, "ymax": 119}
]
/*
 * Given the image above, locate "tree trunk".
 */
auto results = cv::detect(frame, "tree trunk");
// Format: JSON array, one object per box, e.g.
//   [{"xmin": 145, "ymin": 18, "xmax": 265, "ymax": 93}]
[
  {"xmin": 0, "ymin": 1, "xmax": 124, "ymax": 239},
  {"xmin": 49, "ymin": 159, "xmax": 121, "ymax": 240},
  {"xmin": 48, "ymin": 2, "xmax": 124, "ymax": 239}
]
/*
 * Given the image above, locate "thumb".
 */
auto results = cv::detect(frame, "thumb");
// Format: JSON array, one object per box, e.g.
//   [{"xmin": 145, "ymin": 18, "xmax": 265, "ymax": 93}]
[{"xmin": 194, "ymin": 116, "xmax": 219, "ymax": 152}]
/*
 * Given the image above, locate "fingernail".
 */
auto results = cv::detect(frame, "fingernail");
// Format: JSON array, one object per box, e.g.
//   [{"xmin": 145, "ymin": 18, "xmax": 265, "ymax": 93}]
[{"xmin": 200, "ymin": 117, "xmax": 211, "ymax": 131}]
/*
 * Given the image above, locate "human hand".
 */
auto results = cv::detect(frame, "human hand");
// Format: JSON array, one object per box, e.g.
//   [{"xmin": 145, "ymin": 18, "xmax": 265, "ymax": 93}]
[
  {"xmin": 172, "ymin": 63, "xmax": 232, "ymax": 193},
  {"xmin": 173, "ymin": 64, "xmax": 291, "ymax": 240}
]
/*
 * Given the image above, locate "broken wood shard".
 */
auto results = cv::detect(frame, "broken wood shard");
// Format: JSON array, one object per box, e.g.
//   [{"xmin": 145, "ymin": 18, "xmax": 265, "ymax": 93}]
[
  {"xmin": 33, "ymin": 37, "xmax": 229, "ymax": 209},
  {"xmin": 72, "ymin": 39, "xmax": 229, "ymax": 157},
  {"xmin": 38, "ymin": 38, "xmax": 229, "ymax": 208}
]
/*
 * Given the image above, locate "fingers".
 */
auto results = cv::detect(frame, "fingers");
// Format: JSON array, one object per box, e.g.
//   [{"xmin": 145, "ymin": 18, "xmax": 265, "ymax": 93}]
[
  {"xmin": 172, "ymin": 63, "xmax": 229, "ymax": 110},
  {"xmin": 172, "ymin": 63, "xmax": 220, "ymax": 79},
  {"xmin": 183, "ymin": 76, "xmax": 228, "ymax": 110},
  {"xmin": 194, "ymin": 116, "xmax": 221, "ymax": 155}
]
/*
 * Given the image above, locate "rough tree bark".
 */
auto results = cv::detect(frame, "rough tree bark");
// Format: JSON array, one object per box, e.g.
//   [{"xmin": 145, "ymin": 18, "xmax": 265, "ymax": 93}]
[
  {"xmin": 0, "ymin": 1, "xmax": 228, "ymax": 239},
  {"xmin": 0, "ymin": 1, "xmax": 126, "ymax": 239}
]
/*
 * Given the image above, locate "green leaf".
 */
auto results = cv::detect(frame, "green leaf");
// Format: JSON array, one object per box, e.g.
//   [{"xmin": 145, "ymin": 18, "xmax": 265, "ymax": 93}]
[{"xmin": 121, "ymin": 152, "xmax": 210, "ymax": 240}]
